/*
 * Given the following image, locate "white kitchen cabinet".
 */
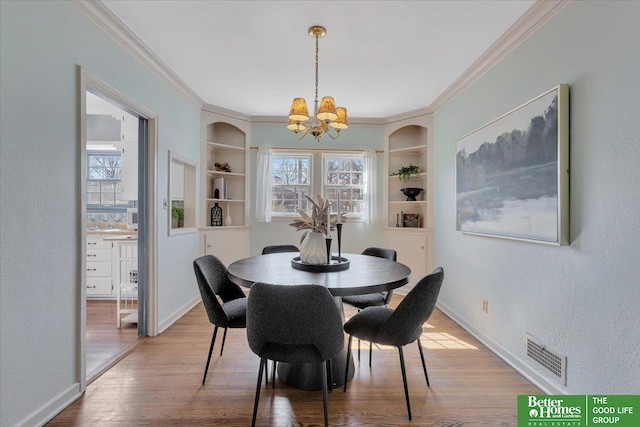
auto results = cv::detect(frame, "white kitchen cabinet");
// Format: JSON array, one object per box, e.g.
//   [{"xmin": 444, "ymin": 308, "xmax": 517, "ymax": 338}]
[{"xmin": 86, "ymin": 236, "xmax": 113, "ymax": 297}]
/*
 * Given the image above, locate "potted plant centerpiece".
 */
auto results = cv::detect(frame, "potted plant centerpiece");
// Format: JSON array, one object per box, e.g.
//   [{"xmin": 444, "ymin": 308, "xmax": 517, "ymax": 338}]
[{"xmin": 289, "ymin": 194, "xmax": 336, "ymax": 264}]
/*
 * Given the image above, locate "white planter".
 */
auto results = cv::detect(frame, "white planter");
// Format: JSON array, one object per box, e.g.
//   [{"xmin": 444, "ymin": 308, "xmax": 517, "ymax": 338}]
[{"xmin": 300, "ymin": 231, "xmax": 327, "ymax": 265}]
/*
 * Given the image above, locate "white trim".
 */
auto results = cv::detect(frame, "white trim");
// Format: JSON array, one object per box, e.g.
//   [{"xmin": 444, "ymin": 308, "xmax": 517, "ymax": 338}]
[
  {"xmin": 16, "ymin": 383, "xmax": 81, "ymax": 427},
  {"xmin": 70, "ymin": 0, "xmax": 204, "ymax": 110},
  {"xmin": 79, "ymin": 67, "xmax": 160, "ymax": 388},
  {"xmin": 158, "ymin": 296, "xmax": 201, "ymax": 334},
  {"xmin": 436, "ymin": 300, "xmax": 566, "ymax": 395},
  {"xmin": 430, "ymin": 0, "xmax": 570, "ymax": 112}
]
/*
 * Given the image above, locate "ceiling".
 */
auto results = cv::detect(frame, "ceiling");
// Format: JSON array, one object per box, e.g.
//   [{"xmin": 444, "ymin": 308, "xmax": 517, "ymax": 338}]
[{"xmin": 102, "ymin": 0, "xmax": 536, "ymax": 119}]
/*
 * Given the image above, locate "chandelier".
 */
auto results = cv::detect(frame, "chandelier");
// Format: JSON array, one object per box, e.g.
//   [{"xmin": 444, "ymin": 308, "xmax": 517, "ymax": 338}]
[{"xmin": 287, "ymin": 26, "xmax": 348, "ymax": 141}]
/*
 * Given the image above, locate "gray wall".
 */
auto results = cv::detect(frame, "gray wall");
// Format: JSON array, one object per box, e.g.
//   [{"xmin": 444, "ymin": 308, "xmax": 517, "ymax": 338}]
[
  {"xmin": 433, "ymin": 1, "xmax": 640, "ymax": 394},
  {"xmin": 249, "ymin": 123, "xmax": 385, "ymax": 255},
  {"xmin": 0, "ymin": 2, "xmax": 200, "ymax": 426}
]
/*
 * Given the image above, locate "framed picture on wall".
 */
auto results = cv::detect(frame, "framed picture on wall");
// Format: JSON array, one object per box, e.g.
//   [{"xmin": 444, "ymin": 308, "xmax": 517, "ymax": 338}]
[
  {"xmin": 455, "ymin": 84, "xmax": 569, "ymax": 245},
  {"xmin": 402, "ymin": 213, "xmax": 420, "ymax": 228}
]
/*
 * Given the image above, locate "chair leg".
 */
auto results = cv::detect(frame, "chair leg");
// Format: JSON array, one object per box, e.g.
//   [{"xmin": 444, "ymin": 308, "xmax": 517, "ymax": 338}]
[
  {"xmin": 264, "ymin": 359, "xmax": 269, "ymax": 387},
  {"xmin": 344, "ymin": 335, "xmax": 352, "ymax": 392},
  {"xmin": 271, "ymin": 360, "xmax": 277, "ymax": 388},
  {"xmin": 369, "ymin": 342, "xmax": 373, "ymax": 368},
  {"xmin": 398, "ymin": 346, "xmax": 412, "ymax": 420},
  {"xmin": 220, "ymin": 327, "xmax": 228, "ymax": 356},
  {"xmin": 357, "ymin": 338, "xmax": 360, "ymax": 361},
  {"xmin": 202, "ymin": 326, "xmax": 218, "ymax": 385},
  {"xmin": 417, "ymin": 339, "xmax": 430, "ymax": 387},
  {"xmin": 251, "ymin": 357, "xmax": 266, "ymax": 427},
  {"xmin": 321, "ymin": 360, "xmax": 329, "ymax": 427},
  {"xmin": 326, "ymin": 359, "xmax": 333, "ymax": 392}
]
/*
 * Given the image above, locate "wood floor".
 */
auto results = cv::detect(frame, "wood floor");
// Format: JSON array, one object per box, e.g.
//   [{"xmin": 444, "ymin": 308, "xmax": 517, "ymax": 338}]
[
  {"xmin": 86, "ymin": 300, "xmax": 140, "ymax": 380},
  {"xmin": 52, "ymin": 296, "xmax": 540, "ymax": 426}
]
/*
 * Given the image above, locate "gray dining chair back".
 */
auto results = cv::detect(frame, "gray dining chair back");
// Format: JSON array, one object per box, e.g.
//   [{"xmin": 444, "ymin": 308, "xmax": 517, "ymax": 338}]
[
  {"xmin": 342, "ymin": 246, "xmax": 398, "ymax": 364},
  {"xmin": 376, "ymin": 266, "xmax": 444, "ymax": 347},
  {"xmin": 343, "ymin": 266, "xmax": 445, "ymax": 420},
  {"xmin": 247, "ymin": 282, "xmax": 344, "ymax": 427},
  {"xmin": 361, "ymin": 246, "xmax": 397, "ymax": 261},
  {"xmin": 261, "ymin": 244, "xmax": 299, "ymax": 255},
  {"xmin": 193, "ymin": 255, "xmax": 247, "ymax": 385}
]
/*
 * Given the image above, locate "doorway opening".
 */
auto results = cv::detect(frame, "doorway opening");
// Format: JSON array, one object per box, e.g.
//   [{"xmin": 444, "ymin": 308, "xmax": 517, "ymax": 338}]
[{"xmin": 79, "ymin": 68, "xmax": 157, "ymax": 389}]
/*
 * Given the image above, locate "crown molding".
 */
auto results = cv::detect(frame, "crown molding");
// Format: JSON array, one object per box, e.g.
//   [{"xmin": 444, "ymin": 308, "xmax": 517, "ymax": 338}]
[
  {"xmin": 201, "ymin": 103, "xmax": 253, "ymax": 122},
  {"xmin": 430, "ymin": 0, "xmax": 571, "ymax": 112},
  {"xmin": 70, "ymin": 0, "xmax": 205, "ymax": 110},
  {"xmin": 381, "ymin": 106, "xmax": 433, "ymax": 125}
]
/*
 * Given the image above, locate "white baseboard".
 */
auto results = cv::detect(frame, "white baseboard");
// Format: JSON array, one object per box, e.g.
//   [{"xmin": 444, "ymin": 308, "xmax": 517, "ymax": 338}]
[
  {"xmin": 157, "ymin": 296, "xmax": 201, "ymax": 334},
  {"xmin": 436, "ymin": 300, "xmax": 565, "ymax": 395},
  {"xmin": 17, "ymin": 383, "xmax": 81, "ymax": 427}
]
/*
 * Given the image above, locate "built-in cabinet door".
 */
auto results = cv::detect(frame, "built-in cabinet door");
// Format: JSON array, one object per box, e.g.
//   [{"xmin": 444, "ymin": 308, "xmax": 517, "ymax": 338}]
[
  {"xmin": 384, "ymin": 230, "xmax": 428, "ymax": 289},
  {"xmin": 201, "ymin": 229, "xmax": 250, "ymax": 267}
]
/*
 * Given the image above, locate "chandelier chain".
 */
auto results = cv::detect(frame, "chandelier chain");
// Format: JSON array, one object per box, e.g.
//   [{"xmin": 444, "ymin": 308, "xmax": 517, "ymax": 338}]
[{"xmin": 314, "ymin": 33, "xmax": 319, "ymax": 105}]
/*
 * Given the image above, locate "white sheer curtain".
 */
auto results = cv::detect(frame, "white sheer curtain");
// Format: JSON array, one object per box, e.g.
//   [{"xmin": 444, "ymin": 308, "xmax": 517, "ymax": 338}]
[
  {"xmin": 363, "ymin": 150, "xmax": 377, "ymax": 224},
  {"xmin": 255, "ymin": 146, "xmax": 272, "ymax": 222}
]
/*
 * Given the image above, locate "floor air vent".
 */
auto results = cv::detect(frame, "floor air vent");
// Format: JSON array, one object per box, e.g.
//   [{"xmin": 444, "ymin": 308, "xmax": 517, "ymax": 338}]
[{"xmin": 525, "ymin": 334, "xmax": 566, "ymax": 385}]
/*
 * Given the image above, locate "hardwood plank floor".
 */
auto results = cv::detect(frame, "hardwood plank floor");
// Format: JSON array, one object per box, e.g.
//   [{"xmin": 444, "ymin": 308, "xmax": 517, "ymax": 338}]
[
  {"xmin": 86, "ymin": 300, "xmax": 141, "ymax": 381},
  {"xmin": 53, "ymin": 296, "xmax": 540, "ymax": 426}
]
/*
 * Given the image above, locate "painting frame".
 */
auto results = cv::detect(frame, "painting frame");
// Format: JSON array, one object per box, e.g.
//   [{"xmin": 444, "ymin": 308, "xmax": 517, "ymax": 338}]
[{"xmin": 455, "ymin": 84, "xmax": 569, "ymax": 245}]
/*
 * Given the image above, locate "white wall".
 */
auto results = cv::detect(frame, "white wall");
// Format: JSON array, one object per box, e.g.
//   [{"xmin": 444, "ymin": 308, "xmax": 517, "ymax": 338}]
[
  {"xmin": 0, "ymin": 2, "xmax": 200, "ymax": 426},
  {"xmin": 432, "ymin": 1, "xmax": 640, "ymax": 394},
  {"xmin": 249, "ymin": 123, "xmax": 385, "ymax": 255}
]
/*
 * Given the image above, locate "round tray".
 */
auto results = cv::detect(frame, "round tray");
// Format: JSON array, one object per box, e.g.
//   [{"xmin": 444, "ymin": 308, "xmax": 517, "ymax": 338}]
[{"xmin": 291, "ymin": 256, "xmax": 350, "ymax": 272}]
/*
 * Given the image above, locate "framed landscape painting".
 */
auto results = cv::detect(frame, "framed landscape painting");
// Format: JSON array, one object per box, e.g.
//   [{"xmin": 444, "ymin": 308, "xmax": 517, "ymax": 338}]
[{"xmin": 456, "ymin": 84, "xmax": 569, "ymax": 245}]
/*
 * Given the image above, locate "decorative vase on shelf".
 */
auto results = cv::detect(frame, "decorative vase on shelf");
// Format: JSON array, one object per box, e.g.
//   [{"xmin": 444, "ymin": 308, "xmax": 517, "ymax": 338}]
[
  {"xmin": 300, "ymin": 231, "xmax": 327, "ymax": 265},
  {"xmin": 210, "ymin": 203, "xmax": 222, "ymax": 227},
  {"xmin": 225, "ymin": 205, "xmax": 233, "ymax": 226}
]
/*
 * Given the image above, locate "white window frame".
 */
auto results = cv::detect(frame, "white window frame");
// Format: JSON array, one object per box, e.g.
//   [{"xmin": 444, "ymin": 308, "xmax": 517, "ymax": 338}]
[
  {"xmin": 322, "ymin": 153, "xmax": 365, "ymax": 220},
  {"xmin": 268, "ymin": 150, "xmax": 366, "ymax": 222}
]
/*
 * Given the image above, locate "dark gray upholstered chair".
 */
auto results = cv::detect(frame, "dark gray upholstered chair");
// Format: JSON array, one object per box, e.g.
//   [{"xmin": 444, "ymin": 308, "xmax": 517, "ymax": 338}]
[
  {"xmin": 261, "ymin": 244, "xmax": 299, "ymax": 255},
  {"xmin": 247, "ymin": 283, "xmax": 344, "ymax": 427},
  {"xmin": 343, "ymin": 267, "xmax": 444, "ymax": 420},
  {"xmin": 341, "ymin": 247, "xmax": 397, "ymax": 364},
  {"xmin": 193, "ymin": 255, "xmax": 247, "ymax": 385}
]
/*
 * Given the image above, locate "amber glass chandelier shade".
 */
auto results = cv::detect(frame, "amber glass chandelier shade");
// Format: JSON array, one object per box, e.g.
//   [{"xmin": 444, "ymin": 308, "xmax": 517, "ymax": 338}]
[
  {"xmin": 316, "ymin": 96, "xmax": 338, "ymax": 122},
  {"xmin": 287, "ymin": 119, "xmax": 306, "ymax": 132},
  {"xmin": 289, "ymin": 98, "xmax": 310, "ymax": 122},
  {"xmin": 330, "ymin": 107, "xmax": 349, "ymax": 130}
]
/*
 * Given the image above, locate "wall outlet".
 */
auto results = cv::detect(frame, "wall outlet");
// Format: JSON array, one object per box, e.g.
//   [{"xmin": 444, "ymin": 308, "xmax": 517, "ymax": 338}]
[{"xmin": 482, "ymin": 299, "xmax": 489, "ymax": 313}]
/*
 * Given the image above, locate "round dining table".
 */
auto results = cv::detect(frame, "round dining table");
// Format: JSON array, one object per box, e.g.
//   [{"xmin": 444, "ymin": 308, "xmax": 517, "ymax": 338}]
[{"xmin": 227, "ymin": 252, "xmax": 411, "ymax": 390}]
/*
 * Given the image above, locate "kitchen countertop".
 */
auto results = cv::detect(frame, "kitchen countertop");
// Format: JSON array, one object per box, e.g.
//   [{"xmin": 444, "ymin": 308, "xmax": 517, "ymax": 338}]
[
  {"xmin": 87, "ymin": 228, "xmax": 137, "ymax": 236},
  {"xmin": 103, "ymin": 235, "xmax": 138, "ymax": 242}
]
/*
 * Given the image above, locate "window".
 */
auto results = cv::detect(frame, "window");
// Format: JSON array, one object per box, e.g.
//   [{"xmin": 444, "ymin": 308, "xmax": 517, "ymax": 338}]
[
  {"xmin": 323, "ymin": 154, "xmax": 365, "ymax": 217},
  {"xmin": 267, "ymin": 151, "xmax": 368, "ymax": 221},
  {"xmin": 87, "ymin": 151, "xmax": 129, "ymax": 210},
  {"xmin": 271, "ymin": 154, "xmax": 312, "ymax": 215}
]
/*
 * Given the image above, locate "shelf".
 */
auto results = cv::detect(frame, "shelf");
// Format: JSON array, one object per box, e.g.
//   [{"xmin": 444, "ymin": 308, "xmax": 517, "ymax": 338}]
[
  {"xmin": 206, "ymin": 170, "xmax": 245, "ymax": 178},
  {"xmin": 201, "ymin": 225, "xmax": 251, "ymax": 230},
  {"xmin": 382, "ymin": 227, "xmax": 433, "ymax": 233},
  {"xmin": 389, "ymin": 201, "xmax": 428, "ymax": 205},
  {"xmin": 389, "ymin": 144, "xmax": 428, "ymax": 155},
  {"xmin": 205, "ymin": 198, "xmax": 245, "ymax": 203},
  {"xmin": 389, "ymin": 172, "xmax": 427, "ymax": 179},
  {"xmin": 206, "ymin": 141, "xmax": 245, "ymax": 151}
]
